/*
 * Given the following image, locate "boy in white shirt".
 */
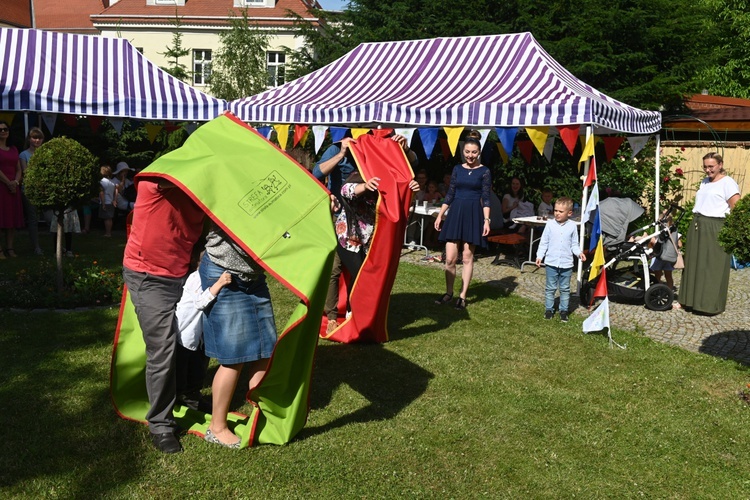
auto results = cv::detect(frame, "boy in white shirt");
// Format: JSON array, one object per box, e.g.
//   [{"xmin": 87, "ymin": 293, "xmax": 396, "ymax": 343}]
[
  {"xmin": 535, "ymin": 197, "xmax": 586, "ymax": 322},
  {"xmin": 174, "ymin": 262, "xmax": 232, "ymax": 413}
]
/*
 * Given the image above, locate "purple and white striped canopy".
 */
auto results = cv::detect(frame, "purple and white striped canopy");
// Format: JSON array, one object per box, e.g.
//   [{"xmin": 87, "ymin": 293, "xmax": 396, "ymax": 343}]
[
  {"xmin": 231, "ymin": 33, "xmax": 661, "ymax": 134},
  {"xmin": 0, "ymin": 28, "xmax": 226, "ymax": 121}
]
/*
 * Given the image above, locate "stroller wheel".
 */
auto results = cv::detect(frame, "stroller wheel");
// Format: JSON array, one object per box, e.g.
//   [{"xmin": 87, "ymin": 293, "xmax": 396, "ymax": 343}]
[{"xmin": 645, "ymin": 283, "xmax": 674, "ymax": 311}]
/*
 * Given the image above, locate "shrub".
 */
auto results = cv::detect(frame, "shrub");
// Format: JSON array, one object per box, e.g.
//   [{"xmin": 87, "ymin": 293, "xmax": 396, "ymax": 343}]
[
  {"xmin": 718, "ymin": 193, "xmax": 750, "ymax": 262},
  {"xmin": 24, "ymin": 137, "xmax": 99, "ymax": 210}
]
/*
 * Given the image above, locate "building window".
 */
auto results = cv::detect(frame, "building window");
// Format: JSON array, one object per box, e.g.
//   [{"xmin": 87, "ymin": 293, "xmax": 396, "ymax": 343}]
[
  {"xmin": 267, "ymin": 51, "xmax": 286, "ymax": 87},
  {"xmin": 193, "ymin": 49, "xmax": 211, "ymax": 86}
]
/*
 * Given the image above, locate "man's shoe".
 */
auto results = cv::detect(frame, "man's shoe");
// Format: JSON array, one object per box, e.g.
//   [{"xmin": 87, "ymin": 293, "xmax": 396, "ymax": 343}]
[
  {"xmin": 560, "ymin": 312, "xmax": 569, "ymax": 323},
  {"xmin": 544, "ymin": 310, "xmax": 554, "ymax": 320},
  {"xmin": 151, "ymin": 431, "xmax": 183, "ymax": 454}
]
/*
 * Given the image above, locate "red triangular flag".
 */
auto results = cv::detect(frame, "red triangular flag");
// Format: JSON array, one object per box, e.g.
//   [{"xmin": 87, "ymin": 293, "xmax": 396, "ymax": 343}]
[
  {"xmin": 602, "ymin": 136, "xmax": 626, "ymax": 162},
  {"xmin": 584, "ymin": 157, "xmax": 597, "ymax": 188},
  {"xmin": 293, "ymin": 125, "xmax": 309, "ymax": 147},
  {"xmin": 517, "ymin": 140, "xmax": 534, "ymax": 164},
  {"xmin": 164, "ymin": 121, "xmax": 181, "ymax": 133},
  {"xmin": 88, "ymin": 116, "xmax": 104, "ymax": 133},
  {"xmin": 593, "ymin": 267, "xmax": 608, "ymax": 300},
  {"xmin": 439, "ymin": 137, "xmax": 452, "ymax": 160},
  {"xmin": 63, "ymin": 115, "xmax": 78, "ymax": 128},
  {"xmin": 557, "ymin": 125, "xmax": 580, "ymax": 156}
]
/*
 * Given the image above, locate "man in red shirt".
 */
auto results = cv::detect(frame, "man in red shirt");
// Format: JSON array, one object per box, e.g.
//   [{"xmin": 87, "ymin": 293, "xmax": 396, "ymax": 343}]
[{"xmin": 122, "ymin": 178, "xmax": 205, "ymax": 453}]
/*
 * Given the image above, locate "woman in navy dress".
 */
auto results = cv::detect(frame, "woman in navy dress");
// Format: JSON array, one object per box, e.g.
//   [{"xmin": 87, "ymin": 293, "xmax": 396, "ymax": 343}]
[{"xmin": 433, "ymin": 136, "xmax": 491, "ymax": 309}]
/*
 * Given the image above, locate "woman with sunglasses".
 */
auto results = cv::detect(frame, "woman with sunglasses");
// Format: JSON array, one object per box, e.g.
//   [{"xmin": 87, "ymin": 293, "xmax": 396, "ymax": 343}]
[
  {"xmin": 0, "ymin": 121, "xmax": 24, "ymax": 258},
  {"xmin": 679, "ymin": 152, "xmax": 740, "ymax": 315}
]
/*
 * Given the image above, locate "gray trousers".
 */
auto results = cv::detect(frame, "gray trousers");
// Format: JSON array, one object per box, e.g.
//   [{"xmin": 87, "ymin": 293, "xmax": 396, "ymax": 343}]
[{"xmin": 123, "ymin": 267, "xmax": 186, "ymax": 434}]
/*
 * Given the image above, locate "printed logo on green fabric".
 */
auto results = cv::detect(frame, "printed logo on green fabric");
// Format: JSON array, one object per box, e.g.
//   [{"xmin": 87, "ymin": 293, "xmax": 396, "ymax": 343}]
[{"xmin": 239, "ymin": 170, "xmax": 291, "ymax": 218}]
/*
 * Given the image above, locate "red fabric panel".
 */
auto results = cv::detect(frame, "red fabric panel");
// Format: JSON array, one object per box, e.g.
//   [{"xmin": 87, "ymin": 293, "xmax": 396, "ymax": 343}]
[{"xmin": 326, "ymin": 135, "xmax": 414, "ymax": 343}]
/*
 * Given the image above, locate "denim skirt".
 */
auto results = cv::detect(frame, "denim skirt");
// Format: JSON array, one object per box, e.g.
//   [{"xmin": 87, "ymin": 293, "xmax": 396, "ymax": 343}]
[{"xmin": 199, "ymin": 254, "xmax": 277, "ymax": 365}]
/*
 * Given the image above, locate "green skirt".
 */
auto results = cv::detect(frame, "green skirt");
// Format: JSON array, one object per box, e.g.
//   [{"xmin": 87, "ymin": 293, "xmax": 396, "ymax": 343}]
[{"xmin": 679, "ymin": 213, "xmax": 731, "ymax": 314}]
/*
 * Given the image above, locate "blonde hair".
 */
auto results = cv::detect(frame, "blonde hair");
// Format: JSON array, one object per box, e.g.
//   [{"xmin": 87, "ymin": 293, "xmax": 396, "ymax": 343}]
[
  {"xmin": 555, "ymin": 196, "xmax": 574, "ymax": 211},
  {"xmin": 100, "ymin": 165, "xmax": 112, "ymax": 178}
]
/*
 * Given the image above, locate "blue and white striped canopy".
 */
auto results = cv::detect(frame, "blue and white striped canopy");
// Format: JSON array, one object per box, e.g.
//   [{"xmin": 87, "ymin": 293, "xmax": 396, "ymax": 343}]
[
  {"xmin": 231, "ymin": 33, "xmax": 661, "ymax": 134},
  {"xmin": 0, "ymin": 28, "xmax": 226, "ymax": 121}
]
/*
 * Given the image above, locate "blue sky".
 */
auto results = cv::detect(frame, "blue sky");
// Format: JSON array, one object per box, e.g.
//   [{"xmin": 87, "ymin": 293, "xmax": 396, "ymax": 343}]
[{"xmin": 317, "ymin": 0, "xmax": 349, "ymax": 11}]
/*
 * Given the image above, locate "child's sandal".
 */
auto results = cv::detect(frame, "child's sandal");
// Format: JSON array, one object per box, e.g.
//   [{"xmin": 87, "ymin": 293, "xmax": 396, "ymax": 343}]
[{"xmin": 434, "ymin": 293, "xmax": 453, "ymax": 305}]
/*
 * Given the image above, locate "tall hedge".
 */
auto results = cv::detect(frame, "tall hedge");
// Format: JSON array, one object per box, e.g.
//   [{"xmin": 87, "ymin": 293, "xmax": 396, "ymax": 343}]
[
  {"xmin": 24, "ymin": 137, "xmax": 99, "ymax": 210},
  {"xmin": 718, "ymin": 193, "xmax": 750, "ymax": 263}
]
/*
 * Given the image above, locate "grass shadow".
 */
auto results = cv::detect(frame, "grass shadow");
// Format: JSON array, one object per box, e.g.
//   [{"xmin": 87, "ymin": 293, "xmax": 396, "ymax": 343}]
[
  {"xmin": 0, "ymin": 309, "xmax": 147, "ymax": 495},
  {"xmin": 299, "ymin": 342, "xmax": 433, "ymax": 439}
]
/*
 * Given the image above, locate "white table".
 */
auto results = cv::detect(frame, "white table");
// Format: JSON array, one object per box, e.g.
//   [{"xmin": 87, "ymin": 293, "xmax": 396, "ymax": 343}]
[{"xmin": 404, "ymin": 203, "xmax": 442, "ymax": 255}]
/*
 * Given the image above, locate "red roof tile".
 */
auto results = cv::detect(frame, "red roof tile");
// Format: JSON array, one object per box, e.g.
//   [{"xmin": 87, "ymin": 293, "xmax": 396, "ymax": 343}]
[
  {"xmin": 93, "ymin": 0, "xmax": 321, "ymax": 26},
  {"xmin": 2, "ymin": 1, "xmax": 33, "ymax": 28},
  {"xmin": 35, "ymin": 0, "xmax": 107, "ymax": 32}
]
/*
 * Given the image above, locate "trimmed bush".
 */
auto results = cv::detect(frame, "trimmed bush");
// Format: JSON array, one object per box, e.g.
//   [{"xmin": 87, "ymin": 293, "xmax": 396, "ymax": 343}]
[
  {"xmin": 719, "ymin": 193, "xmax": 750, "ymax": 262},
  {"xmin": 24, "ymin": 137, "xmax": 99, "ymax": 209}
]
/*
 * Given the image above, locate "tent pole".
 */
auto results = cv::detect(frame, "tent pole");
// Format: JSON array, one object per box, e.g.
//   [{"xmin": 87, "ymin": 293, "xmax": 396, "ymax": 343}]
[
  {"xmin": 23, "ymin": 112, "xmax": 29, "ymax": 137},
  {"xmin": 654, "ymin": 134, "xmax": 661, "ymax": 222},
  {"xmin": 576, "ymin": 124, "xmax": 593, "ymax": 294}
]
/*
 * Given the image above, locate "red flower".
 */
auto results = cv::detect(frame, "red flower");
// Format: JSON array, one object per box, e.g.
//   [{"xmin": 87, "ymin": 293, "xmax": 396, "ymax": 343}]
[
  {"xmin": 680, "ymin": 146, "xmax": 685, "ymax": 151},
  {"xmin": 675, "ymin": 168, "xmax": 683, "ymax": 176},
  {"xmin": 663, "ymin": 176, "xmax": 670, "ymax": 182}
]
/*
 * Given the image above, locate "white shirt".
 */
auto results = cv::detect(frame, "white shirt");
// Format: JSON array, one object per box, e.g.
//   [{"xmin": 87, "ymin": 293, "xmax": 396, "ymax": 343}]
[
  {"xmin": 175, "ymin": 271, "xmax": 217, "ymax": 351},
  {"xmin": 100, "ymin": 177, "xmax": 117, "ymax": 205},
  {"xmin": 693, "ymin": 176, "xmax": 740, "ymax": 218}
]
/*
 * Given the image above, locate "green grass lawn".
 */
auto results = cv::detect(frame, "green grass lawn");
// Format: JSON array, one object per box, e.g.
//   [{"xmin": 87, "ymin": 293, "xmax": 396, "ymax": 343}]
[{"xmin": 1, "ymin": 229, "xmax": 749, "ymax": 497}]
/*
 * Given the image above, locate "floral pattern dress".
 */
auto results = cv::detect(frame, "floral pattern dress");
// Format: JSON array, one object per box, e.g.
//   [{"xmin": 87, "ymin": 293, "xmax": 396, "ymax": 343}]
[{"xmin": 335, "ymin": 182, "xmax": 377, "ymax": 254}]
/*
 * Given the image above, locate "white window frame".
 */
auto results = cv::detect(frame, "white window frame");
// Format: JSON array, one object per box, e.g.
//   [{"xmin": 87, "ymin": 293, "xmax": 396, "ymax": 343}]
[
  {"xmin": 193, "ymin": 49, "xmax": 212, "ymax": 86},
  {"xmin": 267, "ymin": 51, "xmax": 286, "ymax": 88}
]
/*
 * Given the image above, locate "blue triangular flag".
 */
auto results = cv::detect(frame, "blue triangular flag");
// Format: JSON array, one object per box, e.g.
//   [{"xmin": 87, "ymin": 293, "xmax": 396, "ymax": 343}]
[
  {"xmin": 329, "ymin": 127, "xmax": 349, "ymax": 144},
  {"xmin": 418, "ymin": 128, "xmax": 439, "ymax": 160},
  {"xmin": 496, "ymin": 127, "xmax": 518, "ymax": 157}
]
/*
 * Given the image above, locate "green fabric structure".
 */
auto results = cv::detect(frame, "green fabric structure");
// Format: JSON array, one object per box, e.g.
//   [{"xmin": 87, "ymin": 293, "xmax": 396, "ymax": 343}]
[{"xmin": 110, "ymin": 113, "xmax": 336, "ymax": 447}]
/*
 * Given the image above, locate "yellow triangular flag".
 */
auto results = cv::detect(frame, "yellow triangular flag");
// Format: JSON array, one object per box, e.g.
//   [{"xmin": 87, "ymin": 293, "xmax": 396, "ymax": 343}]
[
  {"xmin": 578, "ymin": 135, "xmax": 595, "ymax": 165},
  {"xmin": 274, "ymin": 124, "xmax": 291, "ymax": 149},
  {"xmin": 496, "ymin": 142, "xmax": 509, "ymax": 165},
  {"xmin": 525, "ymin": 127, "xmax": 549, "ymax": 155},
  {"xmin": 588, "ymin": 238, "xmax": 605, "ymax": 281},
  {"xmin": 443, "ymin": 126, "xmax": 464, "ymax": 156},
  {"xmin": 0, "ymin": 113, "xmax": 16, "ymax": 125},
  {"xmin": 145, "ymin": 123, "xmax": 162, "ymax": 144},
  {"xmin": 351, "ymin": 128, "xmax": 370, "ymax": 139}
]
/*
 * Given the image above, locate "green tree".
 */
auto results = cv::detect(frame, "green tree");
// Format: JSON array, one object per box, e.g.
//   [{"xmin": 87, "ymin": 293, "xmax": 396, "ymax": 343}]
[
  {"xmin": 159, "ymin": 14, "xmax": 191, "ymax": 81},
  {"xmin": 289, "ymin": 0, "xmax": 711, "ymax": 110},
  {"xmin": 24, "ymin": 138, "xmax": 99, "ymax": 294},
  {"xmin": 209, "ymin": 10, "xmax": 270, "ymax": 100},
  {"xmin": 696, "ymin": 0, "xmax": 750, "ymax": 98},
  {"xmin": 718, "ymin": 193, "xmax": 750, "ymax": 262}
]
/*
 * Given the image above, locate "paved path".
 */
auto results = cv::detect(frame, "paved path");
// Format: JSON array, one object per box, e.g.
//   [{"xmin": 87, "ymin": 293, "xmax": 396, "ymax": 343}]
[{"xmin": 401, "ymin": 250, "xmax": 750, "ymax": 365}]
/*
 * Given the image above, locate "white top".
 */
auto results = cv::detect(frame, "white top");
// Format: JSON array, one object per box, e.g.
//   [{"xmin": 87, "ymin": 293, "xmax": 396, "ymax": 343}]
[
  {"xmin": 100, "ymin": 177, "xmax": 117, "ymax": 205},
  {"xmin": 693, "ymin": 176, "xmax": 740, "ymax": 218},
  {"xmin": 537, "ymin": 201, "xmax": 554, "ymax": 216},
  {"xmin": 114, "ymin": 178, "xmax": 133, "ymax": 211},
  {"xmin": 175, "ymin": 270, "xmax": 218, "ymax": 351},
  {"xmin": 536, "ymin": 219, "xmax": 582, "ymax": 269}
]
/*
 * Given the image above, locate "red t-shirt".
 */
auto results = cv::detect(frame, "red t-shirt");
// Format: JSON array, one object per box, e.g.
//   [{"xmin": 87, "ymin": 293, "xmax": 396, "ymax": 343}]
[{"xmin": 123, "ymin": 179, "xmax": 205, "ymax": 278}]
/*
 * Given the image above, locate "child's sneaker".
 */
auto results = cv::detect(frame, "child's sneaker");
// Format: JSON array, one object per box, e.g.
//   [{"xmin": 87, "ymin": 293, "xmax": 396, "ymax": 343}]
[
  {"xmin": 560, "ymin": 311, "xmax": 569, "ymax": 323},
  {"xmin": 544, "ymin": 310, "xmax": 554, "ymax": 320}
]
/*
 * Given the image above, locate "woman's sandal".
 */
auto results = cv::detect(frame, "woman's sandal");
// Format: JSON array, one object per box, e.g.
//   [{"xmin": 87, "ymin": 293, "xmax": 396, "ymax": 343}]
[
  {"xmin": 454, "ymin": 297, "xmax": 467, "ymax": 310},
  {"xmin": 434, "ymin": 293, "xmax": 453, "ymax": 305},
  {"xmin": 204, "ymin": 428, "xmax": 240, "ymax": 449}
]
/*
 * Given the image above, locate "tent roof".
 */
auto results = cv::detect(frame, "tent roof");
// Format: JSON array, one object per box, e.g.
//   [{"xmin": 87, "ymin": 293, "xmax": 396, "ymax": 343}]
[
  {"xmin": 230, "ymin": 33, "xmax": 661, "ymax": 135},
  {"xmin": 0, "ymin": 28, "xmax": 226, "ymax": 121}
]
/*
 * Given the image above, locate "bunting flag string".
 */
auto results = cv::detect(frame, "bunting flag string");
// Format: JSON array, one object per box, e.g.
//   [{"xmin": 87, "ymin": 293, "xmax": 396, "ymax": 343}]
[
  {"xmin": 517, "ymin": 140, "xmax": 534, "ymax": 164},
  {"xmin": 557, "ymin": 124, "xmax": 579, "ymax": 155},
  {"xmin": 602, "ymin": 136, "xmax": 625, "ymax": 162},
  {"xmin": 443, "ymin": 126, "xmax": 464, "ymax": 156},
  {"xmin": 496, "ymin": 142, "xmax": 509, "ymax": 164},
  {"xmin": 329, "ymin": 126, "xmax": 349, "ymax": 143},
  {"xmin": 41, "ymin": 113, "xmax": 58, "ymax": 136},
  {"xmin": 525, "ymin": 126, "xmax": 549, "ymax": 155},
  {"xmin": 293, "ymin": 124, "xmax": 309, "ymax": 147},
  {"xmin": 496, "ymin": 127, "xmax": 518, "ymax": 157},
  {"xmin": 144, "ymin": 123, "xmax": 162, "ymax": 144},
  {"xmin": 543, "ymin": 136, "xmax": 555, "ymax": 163},
  {"xmin": 274, "ymin": 124, "xmax": 290, "ymax": 149},
  {"xmin": 417, "ymin": 127, "xmax": 439, "ymax": 160},
  {"xmin": 312, "ymin": 125, "xmax": 328, "ymax": 153},
  {"xmin": 578, "ymin": 134, "xmax": 595, "ymax": 165},
  {"xmin": 627, "ymin": 135, "xmax": 651, "ymax": 158}
]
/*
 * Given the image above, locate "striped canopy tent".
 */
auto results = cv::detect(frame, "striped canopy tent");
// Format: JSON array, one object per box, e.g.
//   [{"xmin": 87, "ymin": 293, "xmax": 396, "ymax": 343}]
[
  {"xmin": 229, "ymin": 32, "xmax": 661, "ymax": 135},
  {"xmin": 0, "ymin": 27, "xmax": 226, "ymax": 121}
]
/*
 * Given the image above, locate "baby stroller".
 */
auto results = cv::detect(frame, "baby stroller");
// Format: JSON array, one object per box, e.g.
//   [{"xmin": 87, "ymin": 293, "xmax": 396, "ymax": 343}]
[{"xmin": 580, "ymin": 202, "xmax": 686, "ymax": 311}]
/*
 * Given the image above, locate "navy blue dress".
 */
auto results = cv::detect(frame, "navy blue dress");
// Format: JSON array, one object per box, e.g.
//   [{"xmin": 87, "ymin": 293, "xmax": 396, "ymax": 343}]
[{"xmin": 438, "ymin": 164, "xmax": 492, "ymax": 247}]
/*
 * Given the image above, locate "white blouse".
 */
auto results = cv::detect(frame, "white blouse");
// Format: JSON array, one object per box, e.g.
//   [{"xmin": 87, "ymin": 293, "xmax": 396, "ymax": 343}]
[{"xmin": 693, "ymin": 176, "xmax": 740, "ymax": 218}]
